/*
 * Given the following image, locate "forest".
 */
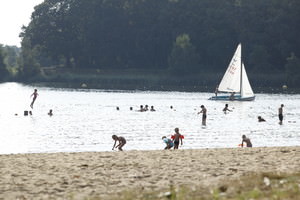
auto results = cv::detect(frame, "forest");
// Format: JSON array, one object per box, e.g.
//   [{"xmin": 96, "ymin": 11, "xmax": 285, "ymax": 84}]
[{"xmin": 1, "ymin": 0, "xmax": 300, "ymax": 90}]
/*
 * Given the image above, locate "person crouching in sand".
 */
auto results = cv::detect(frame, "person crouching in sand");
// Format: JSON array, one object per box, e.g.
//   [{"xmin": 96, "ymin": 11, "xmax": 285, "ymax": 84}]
[
  {"xmin": 162, "ymin": 136, "xmax": 174, "ymax": 150},
  {"xmin": 172, "ymin": 128, "xmax": 183, "ymax": 149},
  {"xmin": 241, "ymin": 135, "xmax": 252, "ymax": 147},
  {"xmin": 112, "ymin": 135, "xmax": 126, "ymax": 151}
]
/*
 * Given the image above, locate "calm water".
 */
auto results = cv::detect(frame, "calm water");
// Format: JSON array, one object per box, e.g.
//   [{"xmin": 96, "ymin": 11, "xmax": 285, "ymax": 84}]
[{"xmin": 0, "ymin": 82, "xmax": 299, "ymax": 154}]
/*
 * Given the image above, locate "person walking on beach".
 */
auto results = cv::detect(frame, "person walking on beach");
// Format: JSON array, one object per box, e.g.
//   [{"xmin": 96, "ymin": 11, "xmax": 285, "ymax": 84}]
[
  {"xmin": 162, "ymin": 136, "xmax": 174, "ymax": 150},
  {"xmin": 240, "ymin": 135, "xmax": 252, "ymax": 147},
  {"xmin": 278, "ymin": 104, "xmax": 284, "ymax": 125},
  {"xmin": 223, "ymin": 104, "xmax": 232, "ymax": 114},
  {"xmin": 30, "ymin": 89, "xmax": 38, "ymax": 109},
  {"xmin": 198, "ymin": 105, "xmax": 207, "ymax": 126},
  {"xmin": 172, "ymin": 128, "xmax": 183, "ymax": 149},
  {"xmin": 112, "ymin": 135, "xmax": 126, "ymax": 151}
]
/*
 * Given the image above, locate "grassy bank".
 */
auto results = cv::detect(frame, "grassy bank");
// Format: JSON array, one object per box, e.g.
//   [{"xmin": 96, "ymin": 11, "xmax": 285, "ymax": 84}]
[
  {"xmin": 22, "ymin": 68, "xmax": 298, "ymax": 93},
  {"xmin": 111, "ymin": 172, "xmax": 300, "ymax": 200}
]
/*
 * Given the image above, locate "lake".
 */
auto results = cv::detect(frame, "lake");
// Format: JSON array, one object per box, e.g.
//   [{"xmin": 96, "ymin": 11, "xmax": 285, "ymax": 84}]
[{"xmin": 0, "ymin": 82, "xmax": 299, "ymax": 154}]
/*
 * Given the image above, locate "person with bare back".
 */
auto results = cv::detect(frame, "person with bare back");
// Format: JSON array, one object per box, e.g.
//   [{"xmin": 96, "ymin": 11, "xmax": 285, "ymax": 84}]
[
  {"xmin": 30, "ymin": 89, "xmax": 38, "ymax": 109},
  {"xmin": 171, "ymin": 128, "xmax": 183, "ymax": 149}
]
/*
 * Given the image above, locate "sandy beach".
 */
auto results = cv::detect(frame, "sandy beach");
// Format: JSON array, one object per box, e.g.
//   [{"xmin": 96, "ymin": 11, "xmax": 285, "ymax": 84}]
[{"xmin": 0, "ymin": 146, "xmax": 299, "ymax": 199}]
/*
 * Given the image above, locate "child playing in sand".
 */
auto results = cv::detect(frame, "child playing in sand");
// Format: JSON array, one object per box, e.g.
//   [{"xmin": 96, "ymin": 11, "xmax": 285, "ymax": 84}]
[
  {"xmin": 240, "ymin": 135, "xmax": 252, "ymax": 147},
  {"xmin": 162, "ymin": 136, "xmax": 174, "ymax": 150},
  {"xmin": 112, "ymin": 135, "xmax": 126, "ymax": 151},
  {"xmin": 30, "ymin": 89, "xmax": 38, "ymax": 109},
  {"xmin": 171, "ymin": 128, "xmax": 183, "ymax": 149}
]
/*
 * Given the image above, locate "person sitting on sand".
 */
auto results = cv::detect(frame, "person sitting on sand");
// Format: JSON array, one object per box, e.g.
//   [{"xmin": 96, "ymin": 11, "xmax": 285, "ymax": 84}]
[
  {"xmin": 258, "ymin": 116, "xmax": 266, "ymax": 122},
  {"xmin": 112, "ymin": 135, "xmax": 126, "ymax": 151},
  {"xmin": 172, "ymin": 128, "xmax": 183, "ymax": 149},
  {"xmin": 162, "ymin": 136, "xmax": 174, "ymax": 150},
  {"xmin": 223, "ymin": 104, "xmax": 232, "ymax": 114},
  {"xmin": 30, "ymin": 89, "xmax": 38, "ymax": 109},
  {"xmin": 241, "ymin": 135, "xmax": 252, "ymax": 147}
]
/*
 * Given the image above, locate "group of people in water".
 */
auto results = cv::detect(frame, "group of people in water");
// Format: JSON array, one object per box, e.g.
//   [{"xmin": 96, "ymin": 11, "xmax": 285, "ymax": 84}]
[
  {"xmin": 28, "ymin": 88, "xmax": 285, "ymax": 151},
  {"xmin": 112, "ymin": 102, "xmax": 285, "ymax": 151}
]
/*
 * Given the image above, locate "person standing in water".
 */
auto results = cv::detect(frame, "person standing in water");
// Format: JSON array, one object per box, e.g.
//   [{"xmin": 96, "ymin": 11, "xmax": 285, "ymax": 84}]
[
  {"xmin": 30, "ymin": 89, "xmax": 38, "ymax": 109},
  {"xmin": 278, "ymin": 104, "xmax": 284, "ymax": 125},
  {"xmin": 198, "ymin": 105, "xmax": 207, "ymax": 126},
  {"xmin": 223, "ymin": 104, "xmax": 232, "ymax": 114}
]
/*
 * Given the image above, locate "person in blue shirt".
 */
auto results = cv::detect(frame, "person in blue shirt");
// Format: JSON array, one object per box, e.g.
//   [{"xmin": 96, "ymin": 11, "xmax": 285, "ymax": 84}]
[{"xmin": 162, "ymin": 136, "xmax": 174, "ymax": 150}]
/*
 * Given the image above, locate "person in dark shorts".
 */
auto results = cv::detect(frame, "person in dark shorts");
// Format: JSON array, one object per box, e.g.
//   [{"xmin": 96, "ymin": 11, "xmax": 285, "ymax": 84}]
[
  {"xmin": 241, "ymin": 135, "xmax": 252, "ymax": 147},
  {"xmin": 172, "ymin": 128, "xmax": 183, "ymax": 149},
  {"xmin": 112, "ymin": 135, "xmax": 126, "ymax": 151},
  {"xmin": 278, "ymin": 104, "xmax": 284, "ymax": 125}
]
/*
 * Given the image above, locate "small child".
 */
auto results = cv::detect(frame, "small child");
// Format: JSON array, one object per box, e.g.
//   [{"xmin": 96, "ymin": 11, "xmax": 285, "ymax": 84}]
[
  {"xmin": 162, "ymin": 136, "xmax": 174, "ymax": 150},
  {"xmin": 171, "ymin": 128, "xmax": 183, "ymax": 149},
  {"xmin": 241, "ymin": 135, "xmax": 252, "ymax": 147},
  {"xmin": 112, "ymin": 135, "xmax": 126, "ymax": 151}
]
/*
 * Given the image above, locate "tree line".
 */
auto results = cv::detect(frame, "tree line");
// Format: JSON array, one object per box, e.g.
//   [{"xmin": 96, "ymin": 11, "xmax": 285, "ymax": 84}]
[{"xmin": 1, "ymin": 0, "xmax": 300, "ymax": 87}]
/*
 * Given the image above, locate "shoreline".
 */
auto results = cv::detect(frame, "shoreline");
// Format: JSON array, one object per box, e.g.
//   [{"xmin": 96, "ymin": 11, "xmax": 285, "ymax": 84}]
[{"xmin": 0, "ymin": 146, "xmax": 299, "ymax": 199}]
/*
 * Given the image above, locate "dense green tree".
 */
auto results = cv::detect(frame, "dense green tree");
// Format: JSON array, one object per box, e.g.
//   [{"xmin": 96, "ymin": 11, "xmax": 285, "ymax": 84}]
[
  {"xmin": 18, "ymin": 0, "xmax": 300, "ymax": 79},
  {"xmin": 168, "ymin": 34, "xmax": 199, "ymax": 75}
]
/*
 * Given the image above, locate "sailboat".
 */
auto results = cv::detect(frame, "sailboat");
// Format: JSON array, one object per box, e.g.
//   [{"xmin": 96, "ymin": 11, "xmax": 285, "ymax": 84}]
[{"xmin": 209, "ymin": 43, "xmax": 255, "ymax": 101}]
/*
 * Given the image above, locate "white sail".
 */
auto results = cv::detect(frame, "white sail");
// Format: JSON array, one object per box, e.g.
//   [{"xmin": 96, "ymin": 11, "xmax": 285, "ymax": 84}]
[
  {"xmin": 217, "ymin": 44, "xmax": 242, "ymax": 93},
  {"xmin": 241, "ymin": 63, "xmax": 254, "ymax": 98}
]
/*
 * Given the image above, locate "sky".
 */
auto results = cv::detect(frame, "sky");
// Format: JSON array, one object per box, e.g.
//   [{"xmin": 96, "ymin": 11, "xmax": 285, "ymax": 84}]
[{"xmin": 0, "ymin": 0, "xmax": 44, "ymax": 47}]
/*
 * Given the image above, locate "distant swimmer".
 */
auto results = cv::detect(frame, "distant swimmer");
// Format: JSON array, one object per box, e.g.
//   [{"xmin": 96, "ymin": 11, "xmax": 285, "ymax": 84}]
[
  {"xmin": 162, "ymin": 136, "xmax": 174, "ymax": 150},
  {"xmin": 258, "ymin": 116, "xmax": 266, "ymax": 122},
  {"xmin": 30, "ymin": 89, "xmax": 38, "ymax": 109},
  {"xmin": 116, "ymin": 106, "xmax": 120, "ymax": 111},
  {"xmin": 150, "ymin": 106, "xmax": 156, "ymax": 111},
  {"xmin": 198, "ymin": 105, "xmax": 207, "ymax": 126},
  {"xmin": 223, "ymin": 104, "xmax": 232, "ymax": 114},
  {"xmin": 144, "ymin": 105, "xmax": 149, "ymax": 111},
  {"xmin": 240, "ymin": 135, "xmax": 252, "ymax": 147},
  {"xmin": 112, "ymin": 135, "xmax": 126, "ymax": 151},
  {"xmin": 278, "ymin": 104, "xmax": 284, "ymax": 125},
  {"xmin": 48, "ymin": 109, "xmax": 53, "ymax": 116},
  {"xmin": 171, "ymin": 128, "xmax": 183, "ymax": 149},
  {"xmin": 138, "ymin": 105, "xmax": 145, "ymax": 112}
]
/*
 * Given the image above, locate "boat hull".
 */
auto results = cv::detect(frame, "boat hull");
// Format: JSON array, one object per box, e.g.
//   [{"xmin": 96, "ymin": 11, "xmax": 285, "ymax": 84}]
[{"xmin": 208, "ymin": 95, "xmax": 255, "ymax": 101}]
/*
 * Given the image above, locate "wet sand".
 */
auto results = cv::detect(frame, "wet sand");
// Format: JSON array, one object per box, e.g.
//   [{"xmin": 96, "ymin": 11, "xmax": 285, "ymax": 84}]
[{"xmin": 0, "ymin": 146, "xmax": 299, "ymax": 199}]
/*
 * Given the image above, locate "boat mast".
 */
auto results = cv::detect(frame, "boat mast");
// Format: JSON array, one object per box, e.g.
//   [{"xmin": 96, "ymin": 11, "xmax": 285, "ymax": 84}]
[{"xmin": 240, "ymin": 43, "xmax": 243, "ymax": 96}]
